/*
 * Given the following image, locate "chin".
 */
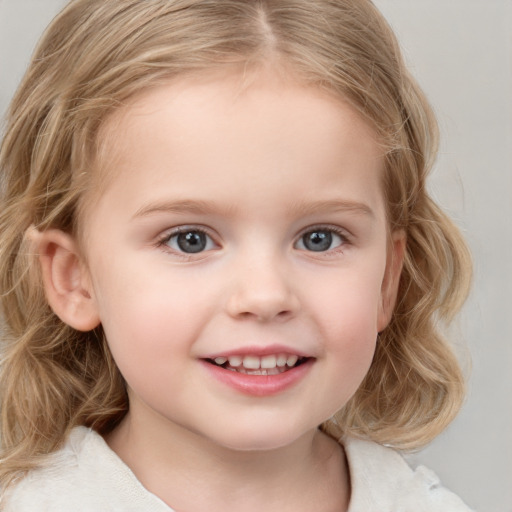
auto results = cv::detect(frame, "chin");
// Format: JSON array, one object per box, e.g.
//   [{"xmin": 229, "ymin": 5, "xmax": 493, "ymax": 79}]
[{"xmin": 209, "ymin": 425, "xmax": 311, "ymax": 453}]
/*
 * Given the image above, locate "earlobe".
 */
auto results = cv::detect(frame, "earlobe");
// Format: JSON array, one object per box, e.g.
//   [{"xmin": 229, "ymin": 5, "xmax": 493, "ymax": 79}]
[
  {"xmin": 29, "ymin": 227, "xmax": 100, "ymax": 331},
  {"xmin": 377, "ymin": 230, "xmax": 406, "ymax": 332}
]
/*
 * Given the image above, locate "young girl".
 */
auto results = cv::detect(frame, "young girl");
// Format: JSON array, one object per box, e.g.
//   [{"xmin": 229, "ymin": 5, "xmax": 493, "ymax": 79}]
[{"xmin": 0, "ymin": 0, "xmax": 474, "ymax": 510}]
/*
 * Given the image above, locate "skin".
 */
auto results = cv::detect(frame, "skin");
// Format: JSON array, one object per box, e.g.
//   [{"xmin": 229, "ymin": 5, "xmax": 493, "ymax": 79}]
[{"xmin": 38, "ymin": 69, "xmax": 404, "ymax": 512}]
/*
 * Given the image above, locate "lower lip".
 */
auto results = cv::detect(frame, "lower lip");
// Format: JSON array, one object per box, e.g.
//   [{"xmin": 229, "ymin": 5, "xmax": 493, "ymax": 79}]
[{"xmin": 201, "ymin": 359, "xmax": 314, "ymax": 397}]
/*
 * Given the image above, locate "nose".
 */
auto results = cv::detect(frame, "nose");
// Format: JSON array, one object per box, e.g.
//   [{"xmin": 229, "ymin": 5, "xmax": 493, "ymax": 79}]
[{"xmin": 225, "ymin": 253, "xmax": 300, "ymax": 323}]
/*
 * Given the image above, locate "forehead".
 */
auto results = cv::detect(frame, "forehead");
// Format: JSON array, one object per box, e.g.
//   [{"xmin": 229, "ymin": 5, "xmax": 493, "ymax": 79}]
[
  {"xmin": 101, "ymin": 69, "xmax": 380, "ymax": 165},
  {"xmin": 81, "ymin": 69, "xmax": 385, "ymax": 226}
]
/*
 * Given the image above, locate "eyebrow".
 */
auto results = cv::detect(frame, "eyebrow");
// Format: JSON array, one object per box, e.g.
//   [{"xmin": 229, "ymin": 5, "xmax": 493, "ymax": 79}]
[
  {"xmin": 288, "ymin": 199, "xmax": 375, "ymax": 218},
  {"xmin": 132, "ymin": 198, "xmax": 374, "ymax": 220},
  {"xmin": 132, "ymin": 199, "xmax": 233, "ymax": 219}
]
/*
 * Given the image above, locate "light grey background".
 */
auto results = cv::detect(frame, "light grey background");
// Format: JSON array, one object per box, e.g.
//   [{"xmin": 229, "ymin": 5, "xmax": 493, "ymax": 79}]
[{"xmin": 1, "ymin": 1, "xmax": 511, "ymax": 511}]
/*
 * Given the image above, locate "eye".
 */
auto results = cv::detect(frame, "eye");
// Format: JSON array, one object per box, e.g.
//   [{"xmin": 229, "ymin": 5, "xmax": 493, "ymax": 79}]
[
  {"xmin": 162, "ymin": 229, "xmax": 216, "ymax": 254},
  {"xmin": 295, "ymin": 228, "xmax": 345, "ymax": 252}
]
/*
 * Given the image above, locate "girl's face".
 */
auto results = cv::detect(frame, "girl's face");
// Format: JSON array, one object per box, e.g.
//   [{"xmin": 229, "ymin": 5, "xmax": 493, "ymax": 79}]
[{"xmin": 81, "ymin": 70, "xmax": 403, "ymax": 451}]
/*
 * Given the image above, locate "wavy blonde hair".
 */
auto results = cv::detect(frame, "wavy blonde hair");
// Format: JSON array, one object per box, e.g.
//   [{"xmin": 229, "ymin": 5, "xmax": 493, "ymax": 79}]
[{"xmin": 0, "ymin": 0, "xmax": 471, "ymax": 488}]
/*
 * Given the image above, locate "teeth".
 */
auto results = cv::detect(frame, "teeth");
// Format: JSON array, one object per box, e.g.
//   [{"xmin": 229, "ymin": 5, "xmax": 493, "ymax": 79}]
[
  {"xmin": 276, "ymin": 354, "xmax": 287, "ymax": 367},
  {"xmin": 214, "ymin": 353, "xmax": 304, "ymax": 371},
  {"xmin": 247, "ymin": 368, "xmax": 283, "ymax": 376},
  {"xmin": 286, "ymin": 355, "xmax": 299, "ymax": 367},
  {"xmin": 243, "ymin": 355, "xmax": 260, "ymax": 370},
  {"xmin": 228, "ymin": 355, "xmax": 242, "ymax": 367},
  {"xmin": 234, "ymin": 367, "xmax": 286, "ymax": 376},
  {"xmin": 260, "ymin": 355, "xmax": 277, "ymax": 369}
]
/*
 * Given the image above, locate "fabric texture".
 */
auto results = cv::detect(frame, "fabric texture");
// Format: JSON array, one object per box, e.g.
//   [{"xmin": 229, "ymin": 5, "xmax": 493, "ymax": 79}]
[{"xmin": 3, "ymin": 427, "xmax": 473, "ymax": 511}]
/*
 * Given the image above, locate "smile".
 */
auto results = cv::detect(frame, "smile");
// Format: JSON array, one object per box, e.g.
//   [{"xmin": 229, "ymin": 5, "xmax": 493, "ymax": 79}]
[
  {"xmin": 202, "ymin": 353, "xmax": 308, "ymax": 382},
  {"xmin": 206, "ymin": 354, "xmax": 308, "ymax": 375},
  {"xmin": 202, "ymin": 353, "xmax": 314, "ymax": 396}
]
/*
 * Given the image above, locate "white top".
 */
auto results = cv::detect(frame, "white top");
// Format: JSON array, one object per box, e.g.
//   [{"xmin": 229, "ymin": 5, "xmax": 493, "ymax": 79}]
[{"xmin": 3, "ymin": 427, "xmax": 473, "ymax": 511}]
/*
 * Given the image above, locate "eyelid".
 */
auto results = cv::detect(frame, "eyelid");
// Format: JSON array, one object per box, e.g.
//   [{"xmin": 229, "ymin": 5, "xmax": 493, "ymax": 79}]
[
  {"xmin": 294, "ymin": 224, "xmax": 351, "ymax": 251},
  {"xmin": 297, "ymin": 224, "xmax": 351, "ymax": 238},
  {"xmin": 156, "ymin": 225, "xmax": 220, "ymax": 254}
]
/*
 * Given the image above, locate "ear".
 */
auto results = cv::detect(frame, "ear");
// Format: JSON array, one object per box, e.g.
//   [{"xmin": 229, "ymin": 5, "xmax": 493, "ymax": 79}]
[
  {"xmin": 29, "ymin": 228, "xmax": 100, "ymax": 331},
  {"xmin": 377, "ymin": 230, "xmax": 406, "ymax": 332}
]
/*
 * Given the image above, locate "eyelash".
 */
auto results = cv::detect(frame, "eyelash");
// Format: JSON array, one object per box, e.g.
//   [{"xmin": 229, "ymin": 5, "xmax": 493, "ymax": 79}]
[
  {"xmin": 156, "ymin": 225, "xmax": 351, "ymax": 256},
  {"xmin": 156, "ymin": 226, "xmax": 217, "ymax": 257},
  {"xmin": 295, "ymin": 225, "xmax": 351, "ymax": 254}
]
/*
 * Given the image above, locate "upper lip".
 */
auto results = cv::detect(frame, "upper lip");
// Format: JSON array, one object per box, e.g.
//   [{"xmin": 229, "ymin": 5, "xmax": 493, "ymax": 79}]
[{"xmin": 201, "ymin": 344, "xmax": 312, "ymax": 359}]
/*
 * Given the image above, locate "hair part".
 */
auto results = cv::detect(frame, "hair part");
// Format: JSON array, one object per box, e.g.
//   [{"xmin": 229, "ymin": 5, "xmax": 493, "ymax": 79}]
[{"xmin": 0, "ymin": 0, "xmax": 471, "ymax": 488}]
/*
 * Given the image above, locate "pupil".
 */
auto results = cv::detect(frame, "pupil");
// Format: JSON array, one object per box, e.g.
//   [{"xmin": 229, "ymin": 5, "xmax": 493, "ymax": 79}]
[
  {"xmin": 177, "ymin": 231, "xmax": 206, "ymax": 253},
  {"xmin": 304, "ymin": 231, "xmax": 332, "ymax": 252}
]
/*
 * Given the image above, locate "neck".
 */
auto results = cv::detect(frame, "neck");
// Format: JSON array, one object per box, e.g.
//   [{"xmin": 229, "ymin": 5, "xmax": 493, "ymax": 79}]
[{"xmin": 105, "ymin": 411, "xmax": 350, "ymax": 512}]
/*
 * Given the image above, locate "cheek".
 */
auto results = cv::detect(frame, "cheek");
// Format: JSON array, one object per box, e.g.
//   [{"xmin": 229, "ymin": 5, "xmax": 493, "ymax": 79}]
[
  {"xmin": 325, "ymin": 314, "xmax": 378, "ymax": 412},
  {"xmin": 98, "ymin": 299, "xmax": 192, "ymax": 404},
  {"xmin": 91, "ymin": 263, "xmax": 217, "ymax": 373},
  {"xmin": 313, "ymin": 266, "xmax": 384, "ymax": 337},
  {"xmin": 326, "ymin": 307, "xmax": 378, "ymax": 378},
  {"xmin": 310, "ymin": 269, "xmax": 382, "ymax": 393}
]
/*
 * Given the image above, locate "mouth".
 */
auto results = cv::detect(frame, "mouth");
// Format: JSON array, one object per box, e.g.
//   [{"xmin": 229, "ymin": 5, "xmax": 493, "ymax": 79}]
[{"xmin": 204, "ymin": 353, "xmax": 310, "ymax": 376}]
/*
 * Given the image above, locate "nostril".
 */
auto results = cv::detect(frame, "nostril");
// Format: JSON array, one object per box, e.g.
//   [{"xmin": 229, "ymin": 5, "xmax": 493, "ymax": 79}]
[
  {"xmin": 255, "ymin": 309, "xmax": 295, "ymax": 323},
  {"xmin": 225, "ymin": 280, "xmax": 300, "ymax": 322},
  {"xmin": 233, "ymin": 308, "xmax": 294, "ymax": 322}
]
